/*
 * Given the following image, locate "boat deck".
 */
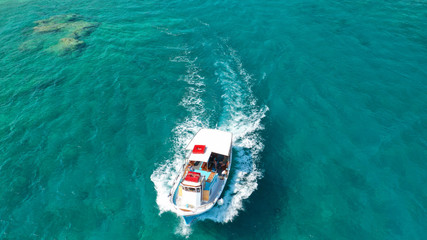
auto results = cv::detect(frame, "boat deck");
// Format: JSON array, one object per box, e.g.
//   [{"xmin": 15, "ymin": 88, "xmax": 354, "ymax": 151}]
[
  {"xmin": 169, "ymin": 129, "xmax": 232, "ymax": 224},
  {"xmin": 173, "ymin": 172, "xmax": 225, "ymax": 208},
  {"xmin": 205, "ymin": 178, "xmax": 224, "ymax": 203}
]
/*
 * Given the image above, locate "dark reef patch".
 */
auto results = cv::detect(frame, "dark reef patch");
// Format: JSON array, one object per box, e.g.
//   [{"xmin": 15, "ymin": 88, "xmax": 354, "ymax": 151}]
[{"xmin": 20, "ymin": 14, "xmax": 99, "ymax": 55}]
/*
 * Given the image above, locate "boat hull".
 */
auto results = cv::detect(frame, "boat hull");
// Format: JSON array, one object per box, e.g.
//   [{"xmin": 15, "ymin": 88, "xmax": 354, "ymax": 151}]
[
  {"xmin": 169, "ymin": 129, "xmax": 233, "ymax": 224},
  {"xmin": 183, "ymin": 215, "xmax": 198, "ymax": 225}
]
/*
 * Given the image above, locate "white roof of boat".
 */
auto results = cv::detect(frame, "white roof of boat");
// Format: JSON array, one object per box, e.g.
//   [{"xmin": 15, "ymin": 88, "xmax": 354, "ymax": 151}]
[{"xmin": 186, "ymin": 129, "xmax": 232, "ymax": 163}]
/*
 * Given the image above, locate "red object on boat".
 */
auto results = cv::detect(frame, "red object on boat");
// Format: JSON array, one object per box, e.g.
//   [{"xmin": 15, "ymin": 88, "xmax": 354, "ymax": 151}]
[
  {"xmin": 185, "ymin": 171, "xmax": 201, "ymax": 182},
  {"xmin": 192, "ymin": 145, "xmax": 206, "ymax": 154}
]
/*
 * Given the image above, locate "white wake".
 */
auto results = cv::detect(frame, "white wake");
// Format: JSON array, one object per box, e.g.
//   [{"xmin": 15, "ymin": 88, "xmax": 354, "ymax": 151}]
[
  {"xmin": 150, "ymin": 43, "xmax": 268, "ymax": 231},
  {"xmin": 199, "ymin": 43, "xmax": 268, "ymax": 223},
  {"xmin": 150, "ymin": 51, "xmax": 209, "ymax": 217}
]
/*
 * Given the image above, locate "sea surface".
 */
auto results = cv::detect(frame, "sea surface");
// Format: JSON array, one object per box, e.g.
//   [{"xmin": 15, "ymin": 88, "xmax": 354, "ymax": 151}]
[{"xmin": 1, "ymin": 0, "xmax": 426, "ymax": 239}]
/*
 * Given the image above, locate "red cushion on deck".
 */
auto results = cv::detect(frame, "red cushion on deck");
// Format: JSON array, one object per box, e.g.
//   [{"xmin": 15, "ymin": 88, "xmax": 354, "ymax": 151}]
[
  {"xmin": 185, "ymin": 171, "xmax": 201, "ymax": 182},
  {"xmin": 192, "ymin": 145, "xmax": 206, "ymax": 154}
]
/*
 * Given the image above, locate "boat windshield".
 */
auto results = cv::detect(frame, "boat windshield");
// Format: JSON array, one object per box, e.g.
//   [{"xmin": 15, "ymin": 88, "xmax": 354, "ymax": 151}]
[{"xmin": 182, "ymin": 186, "xmax": 201, "ymax": 192}]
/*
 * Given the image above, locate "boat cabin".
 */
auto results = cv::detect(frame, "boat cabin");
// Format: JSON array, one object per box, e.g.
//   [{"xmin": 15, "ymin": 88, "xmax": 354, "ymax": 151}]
[
  {"xmin": 171, "ymin": 129, "xmax": 233, "ymax": 217},
  {"xmin": 178, "ymin": 150, "xmax": 230, "ymax": 210}
]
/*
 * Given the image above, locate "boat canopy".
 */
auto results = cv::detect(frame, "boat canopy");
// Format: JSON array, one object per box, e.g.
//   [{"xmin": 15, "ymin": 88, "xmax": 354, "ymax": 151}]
[{"xmin": 185, "ymin": 129, "xmax": 232, "ymax": 163}]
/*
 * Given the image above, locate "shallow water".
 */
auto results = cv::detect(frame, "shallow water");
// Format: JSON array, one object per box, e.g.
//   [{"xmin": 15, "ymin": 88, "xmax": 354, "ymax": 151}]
[{"xmin": 1, "ymin": 0, "xmax": 426, "ymax": 239}]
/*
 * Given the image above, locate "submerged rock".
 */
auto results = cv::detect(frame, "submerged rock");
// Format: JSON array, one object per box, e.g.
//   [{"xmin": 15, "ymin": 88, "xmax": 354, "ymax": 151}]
[
  {"xmin": 69, "ymin": 21, "xmax": 99, "ymax": 38},
  {"xmin": 60, "ymin": 37, "xmax": 85, "ymax": 48},
  {"xmin": 33, "ymin": 14, "xmax": 81, "ymax": 33},
  {"xmin": 19, "ymin": 38, "xmax": 44, "ymax": 51},
  {"xmin": 22, "ymin": 14, "xmax": 99, "ymax": 55},
  {"xmin": 33, "ymin": 23, "xmax": 66, "ymax": 33},
  {"xmin": 34, "ymin": 14, "xmax": 80, "ymax": 25},
  {"xmin": 49, "ymin": 37, "xmax": 85, "ymax": 55}
]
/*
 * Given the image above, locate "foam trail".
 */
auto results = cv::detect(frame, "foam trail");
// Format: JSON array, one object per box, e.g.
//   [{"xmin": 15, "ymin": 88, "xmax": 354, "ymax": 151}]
[
  {"xmin": 151, "ymin": 41, "xmax": 268, "ymax": 231},
  {"xmin": 198, "ymin": 43, "xmax": 268, "ymax": 223},
  {"xmin": 175, "ymin": 219, "xmax": 192, "ymax": 237},
  {"xmin": 150, "ymin": 51, "xmax": 209, "ymax": 218}
]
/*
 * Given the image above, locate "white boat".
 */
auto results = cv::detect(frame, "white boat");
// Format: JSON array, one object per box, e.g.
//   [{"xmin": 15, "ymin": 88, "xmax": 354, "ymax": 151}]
[{"xmin": 169, "ymin": 129, "xmax": 233, "ymax": 224}]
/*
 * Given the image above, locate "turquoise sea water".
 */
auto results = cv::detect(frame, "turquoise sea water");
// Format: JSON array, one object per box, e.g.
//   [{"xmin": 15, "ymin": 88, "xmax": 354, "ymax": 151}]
[{"xmin": 1, "ymin": 0, "xmax": 426, "ymax": 239}]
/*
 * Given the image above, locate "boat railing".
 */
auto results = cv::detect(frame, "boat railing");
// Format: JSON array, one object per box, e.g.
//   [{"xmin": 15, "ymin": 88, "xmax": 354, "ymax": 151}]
[
  {"xmin": 198, "ymin": 202, "xmax": 214, "ymax": 211},
  {"xmin": 168, "ymin": 162, "xmax": 186, "ymax": 197}
]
